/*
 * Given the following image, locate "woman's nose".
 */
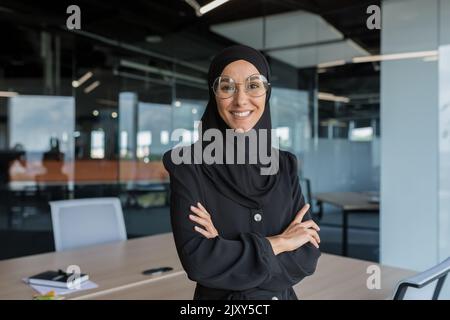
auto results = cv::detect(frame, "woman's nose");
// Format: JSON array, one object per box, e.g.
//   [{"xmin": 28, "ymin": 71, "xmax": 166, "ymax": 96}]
[{"xmin": 234, "ymin": 87, "xmax": 249, "ymax": 107}]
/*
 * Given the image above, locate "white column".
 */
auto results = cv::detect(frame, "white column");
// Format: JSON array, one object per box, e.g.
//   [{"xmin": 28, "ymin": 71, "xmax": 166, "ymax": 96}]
[
  {"xmin": 438, "ymin": 0, "xmax": 450, "ymax": 298},
  {"xmin": 381, "ymin": 0, "xmax": 439, "ymax": 270}
]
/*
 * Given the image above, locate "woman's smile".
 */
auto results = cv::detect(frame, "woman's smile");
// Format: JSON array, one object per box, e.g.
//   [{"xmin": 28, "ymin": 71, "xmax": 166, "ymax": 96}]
[{"xmin": 230, "ymin": 109, "xmax": 254, "ymax": 119}]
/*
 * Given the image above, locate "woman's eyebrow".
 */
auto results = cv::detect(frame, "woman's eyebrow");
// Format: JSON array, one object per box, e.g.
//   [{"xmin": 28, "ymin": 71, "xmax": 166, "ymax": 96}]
[{"xmin": 220, "ymin": 73, "xmax": 261, "ymax": 80}]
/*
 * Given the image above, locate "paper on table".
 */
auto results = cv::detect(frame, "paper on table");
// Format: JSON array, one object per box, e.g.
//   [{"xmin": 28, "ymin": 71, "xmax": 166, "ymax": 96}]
[{"xmin": 23, "ymin": 278, "xmax": 98, "ymax": 295}]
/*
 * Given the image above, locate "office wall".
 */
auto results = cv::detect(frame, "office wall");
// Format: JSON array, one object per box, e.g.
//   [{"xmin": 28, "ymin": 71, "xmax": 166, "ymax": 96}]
[{"xmin": 381, "ymin": 0, "xmax": 450, "ymax": 298}]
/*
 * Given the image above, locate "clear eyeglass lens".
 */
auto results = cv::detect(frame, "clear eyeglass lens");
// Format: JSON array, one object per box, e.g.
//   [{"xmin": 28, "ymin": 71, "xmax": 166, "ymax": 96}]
[
  {"xmin": 213, "ymin": 77, "xmax": 235, "ymax": 99},
  {"xmin": 213, "ymin": 75, "xmax": 269, "ymax": 98},
  {"xmin": 246, "ymin": 75, "xmax": 268, "ymax": 97}
]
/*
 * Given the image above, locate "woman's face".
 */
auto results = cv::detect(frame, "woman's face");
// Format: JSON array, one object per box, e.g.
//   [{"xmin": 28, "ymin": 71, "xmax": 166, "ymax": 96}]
[{"xmin": 215, "ymin": 60, "xmax": 266, "ymax": 132}]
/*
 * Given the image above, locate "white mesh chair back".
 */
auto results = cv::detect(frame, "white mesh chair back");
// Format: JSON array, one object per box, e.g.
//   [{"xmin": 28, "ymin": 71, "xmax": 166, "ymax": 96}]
[{"xmin": 50, "ymin": 197, "xmax": 127, "ymax": 251}]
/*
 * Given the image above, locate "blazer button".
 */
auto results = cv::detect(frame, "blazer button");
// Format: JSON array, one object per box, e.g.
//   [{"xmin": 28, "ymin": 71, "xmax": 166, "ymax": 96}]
[
  {"xmin": 271, "ymin": 296, "xmax": 279, "ymax": 300},
  {"xmin": 253, "ymin": 213, "xmax": 262, "ymax": 222}
]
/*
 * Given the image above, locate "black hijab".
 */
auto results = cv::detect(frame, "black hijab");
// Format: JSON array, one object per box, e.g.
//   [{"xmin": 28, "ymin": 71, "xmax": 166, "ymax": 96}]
[{"xmin": 198, "ymin": 45, "xmax": 281, "ymax": 209}]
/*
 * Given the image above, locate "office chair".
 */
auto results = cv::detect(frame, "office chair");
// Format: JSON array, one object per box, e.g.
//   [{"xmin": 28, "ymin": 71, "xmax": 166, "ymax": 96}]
[
  {"xmin": 50, "ymin": 197, "xmax": 127, "ymax": 251},
  {"xmin": 393, "ymin": 257, "xmax": 450, "ymax": 300},
  {"xmin": 299, "ymin": 177, "xmax": 321, "ymax": 221}
]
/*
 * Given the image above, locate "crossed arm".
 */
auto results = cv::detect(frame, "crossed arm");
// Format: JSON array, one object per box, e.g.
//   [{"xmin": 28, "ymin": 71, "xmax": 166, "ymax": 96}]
[{"xmin": 189, "ymin": 202, "xmax": 321, "ymax": 255}]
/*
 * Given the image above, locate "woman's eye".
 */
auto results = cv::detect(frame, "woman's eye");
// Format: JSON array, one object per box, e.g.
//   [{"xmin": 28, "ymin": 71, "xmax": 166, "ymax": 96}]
[
  {"xmin": 221, "ymin": 85, "xmax": 233, "ymax": 91},
  {"xmin": 249, "ymin": 82, "xmax": 261, "ymax": 89}
]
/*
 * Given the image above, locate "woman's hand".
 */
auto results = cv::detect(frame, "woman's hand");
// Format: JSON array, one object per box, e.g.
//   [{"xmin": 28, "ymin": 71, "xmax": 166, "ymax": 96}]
[
  {"xmin": 267, "ymin": 204, "xmax": 321, "ymax": 255},
  {"xmin": 189, "ymin": 202, "xmax": 219, "ymax": 239}
]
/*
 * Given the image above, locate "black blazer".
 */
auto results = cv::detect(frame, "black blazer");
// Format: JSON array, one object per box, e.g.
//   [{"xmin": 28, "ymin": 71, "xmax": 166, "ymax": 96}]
[{"xmin": 163, "ymin": 148, "xmax": 321, "ymax": 300}]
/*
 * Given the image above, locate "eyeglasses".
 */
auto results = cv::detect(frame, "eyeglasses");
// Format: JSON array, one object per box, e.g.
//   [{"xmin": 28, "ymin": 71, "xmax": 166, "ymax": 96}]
[{"xmin": 212, "ymin": 74, "xmax": 270, "ymax": 99}]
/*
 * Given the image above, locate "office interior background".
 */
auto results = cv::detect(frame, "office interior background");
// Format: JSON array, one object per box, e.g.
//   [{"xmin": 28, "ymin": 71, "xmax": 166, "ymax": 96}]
[{"xmin": 0, "ymin": 0, "xmax": 449, "ymax": 297}]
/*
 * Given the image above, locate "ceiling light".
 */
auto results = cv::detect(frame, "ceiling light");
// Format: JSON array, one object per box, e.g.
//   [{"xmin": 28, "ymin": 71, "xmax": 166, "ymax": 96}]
[
  {"xmin": 185, "ymin": 0, "xmax": 231, "ymax": 17},
  {"xmin": 72, "ymin": 71, "xmax": 93, "ymax": 88},
  {"xmin": 318, "ymin": 92, "xmax": 350, "ymax": 103},
  {"xmin": 352, "ymin": 50, "xmax": 438, "ymax": 63},
  {"xmin": 199, "ymin": 0, "xmax": 231, "ymax": 15},
  {"xmin": 317, "ymin": 60, "xmax": 346, "ymax": 68},
  {"xmin": 84, "ymin": 81, "xmax": 101, "ymax": 94},
  {"xmin": 423, "ymin": 55, "xmax": 439, "ymax": 62}
]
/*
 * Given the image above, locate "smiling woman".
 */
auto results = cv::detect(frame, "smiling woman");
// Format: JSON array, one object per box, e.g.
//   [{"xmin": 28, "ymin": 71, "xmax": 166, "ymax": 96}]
[{"xmin": 163, "ymin": 45, "xmax": 321, "ymax": 300}]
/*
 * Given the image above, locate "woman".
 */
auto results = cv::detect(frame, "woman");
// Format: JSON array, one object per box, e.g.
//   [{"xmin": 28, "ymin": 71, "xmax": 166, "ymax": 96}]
[{"xmin": 163, "ymin": 45, "xmax": 321, "ymax": 300}]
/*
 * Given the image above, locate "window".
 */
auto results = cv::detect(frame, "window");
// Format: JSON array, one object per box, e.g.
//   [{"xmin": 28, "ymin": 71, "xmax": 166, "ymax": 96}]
[
  {"xmin": 90, "ymin": 130, "xmax": 105, "ymax": 159},
  {"xmin": 137, "ymin": 130, "xmax": 152, "ymax": 158}
]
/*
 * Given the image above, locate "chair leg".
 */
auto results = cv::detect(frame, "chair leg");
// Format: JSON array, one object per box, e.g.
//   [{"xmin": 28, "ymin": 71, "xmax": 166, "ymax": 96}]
[
  {"xmin": 342, "ymin": 211, "xmax": 349, "ymax": 256},
  {"xmin": 317, "ymin": 201, "xmax": 323, "ymax": 220}
]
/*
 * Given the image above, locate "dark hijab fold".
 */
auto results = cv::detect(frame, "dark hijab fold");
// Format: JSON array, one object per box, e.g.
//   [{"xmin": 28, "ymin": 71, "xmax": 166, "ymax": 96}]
[{"xmin": 198, "ymin": 45, "xmax": 281, "ymax": 209}]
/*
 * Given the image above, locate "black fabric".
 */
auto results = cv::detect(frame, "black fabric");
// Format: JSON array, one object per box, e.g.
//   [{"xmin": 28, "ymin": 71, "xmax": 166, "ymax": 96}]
[
  {"xmin": 163, "ymin": 45, "xmax": 321, "ymax": 300},
  {"xmin": 200, "ymin": 44, "xmax": 278, "ymax": 208}
]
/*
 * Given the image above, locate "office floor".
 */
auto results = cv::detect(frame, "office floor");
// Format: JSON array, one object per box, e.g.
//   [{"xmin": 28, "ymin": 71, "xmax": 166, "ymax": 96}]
[{"xmin": 0, "ymin": 204, "xmax": 379, "ymax": 262}]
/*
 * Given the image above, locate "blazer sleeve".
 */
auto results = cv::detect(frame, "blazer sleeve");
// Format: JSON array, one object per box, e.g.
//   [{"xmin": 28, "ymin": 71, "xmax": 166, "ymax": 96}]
[
  {"xmin": 257, "ymin": 152, "xmax": 321, "ymax": 291},
  {"xmin": 163, "ymin": 150, "xmax": 285, "ymax": 291}
]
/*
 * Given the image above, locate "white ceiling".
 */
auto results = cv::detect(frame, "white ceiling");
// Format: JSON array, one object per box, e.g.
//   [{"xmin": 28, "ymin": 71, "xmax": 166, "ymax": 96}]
[{"xmin": 210, "ymin": 10, "xmax": 370, "ymax": 68}]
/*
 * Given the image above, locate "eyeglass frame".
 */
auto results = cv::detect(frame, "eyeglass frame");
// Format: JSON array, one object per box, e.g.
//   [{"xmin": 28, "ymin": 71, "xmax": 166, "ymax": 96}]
[{"xmin": 212, "ymin": 73, "xmax": 271, "ymax": 99}]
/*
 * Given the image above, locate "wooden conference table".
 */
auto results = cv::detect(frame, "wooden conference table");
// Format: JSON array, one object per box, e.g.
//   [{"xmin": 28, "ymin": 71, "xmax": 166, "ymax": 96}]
[
  {"xmin": 0, "ymin": 232, "xmax": 414, "ymax": 300},
  {"xmin": 315, "ymin": 192, "xmax": 380, "ymax": 257}
]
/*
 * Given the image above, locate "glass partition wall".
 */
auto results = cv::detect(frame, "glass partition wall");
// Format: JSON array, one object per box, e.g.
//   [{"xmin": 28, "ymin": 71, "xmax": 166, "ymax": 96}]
[{"xmin": 0, "ymin": 0, "xmax": 380, "ymax": 260}]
